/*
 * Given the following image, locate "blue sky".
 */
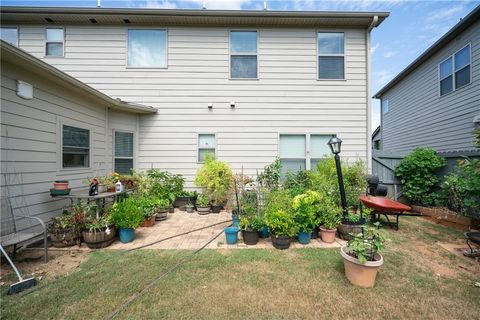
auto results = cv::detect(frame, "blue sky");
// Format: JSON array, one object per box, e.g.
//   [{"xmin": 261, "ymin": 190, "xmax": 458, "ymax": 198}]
[{"xmin": 3, "ymin": 0, "xmax": 479, "ymax": 132}]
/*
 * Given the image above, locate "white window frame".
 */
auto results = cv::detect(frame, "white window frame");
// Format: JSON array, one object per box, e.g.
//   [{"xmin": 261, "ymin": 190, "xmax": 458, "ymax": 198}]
[
  {"xmin": 278, "ymin": 133, "xmax": 333, "ymax": 171},
  {"xmin": 197, "ymin": 133, "xmax": 216, "ymax": 163},
  {"xmin": 317, "ymin": 31, "xmax": 346, "ymax": 81},
  {"xmin": 126, "ymin": 28, "xmax": 168, "ymax": 69},
  {"xmin": 438, "ymin": 42, "xmax": 471, "ymax": 97},
  {"xmin": 44, "ymin": 27, "xmax": 65, "ymax": 57},
  {"xmin": 381, "ymin": 99, "xmax": 389, "ymax": 114},
  {"xmin": 113, "ymin": 130, "xmax": 135, "ymax": 174},
  {"xmin": 229, "ymin": 30, "xmax": 259, "ymax": 80},
  {"xmin": 58, "ymin": 120, "xmax": 92, "ymax": 172},
  {"xmin": 1, "ymin": 26, "xmax": 19, "ymax": 47}
]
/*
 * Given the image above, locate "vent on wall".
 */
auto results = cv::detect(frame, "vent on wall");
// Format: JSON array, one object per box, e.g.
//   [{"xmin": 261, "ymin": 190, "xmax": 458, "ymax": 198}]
[
  {"xmin": 45, "ymin": 17, "xmax": 54, "ymax": 23},
  {"xmin": 89, "ymin": 18, "xmax": 98, "ymax": 24},
  {"xmin": 123, "ymin": 19, "xmax": 131, "ymax": 24}
]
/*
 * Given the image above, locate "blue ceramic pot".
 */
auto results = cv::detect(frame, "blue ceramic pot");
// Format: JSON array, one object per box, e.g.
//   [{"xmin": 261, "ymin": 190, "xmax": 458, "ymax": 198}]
[
  {"xmin": 118, "ymin": 228, "xmax": 135, "ymax": 243},
  {"xmin": 259, "ymin": 226, "xmax": 270, "ymax": 238},
  {"xmin": 298, "ymin": 231, "xmax": 311, "ymax": 245},
  {"xmin": 224, "ymin": 226, "xmax": 239, "ymax": 245}
]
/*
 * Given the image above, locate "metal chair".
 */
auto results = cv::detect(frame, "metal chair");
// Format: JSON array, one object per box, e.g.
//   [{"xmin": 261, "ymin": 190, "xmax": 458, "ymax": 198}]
[{"xmin": 0, "ymin": 197, "xmax": 48, "ymax": 262}]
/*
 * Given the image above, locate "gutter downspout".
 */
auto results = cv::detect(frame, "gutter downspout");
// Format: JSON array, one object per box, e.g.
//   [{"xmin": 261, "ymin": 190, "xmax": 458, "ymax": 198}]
[{"xmin": 366, "ymin": 15, "xmax": 378, "ymax": 173}]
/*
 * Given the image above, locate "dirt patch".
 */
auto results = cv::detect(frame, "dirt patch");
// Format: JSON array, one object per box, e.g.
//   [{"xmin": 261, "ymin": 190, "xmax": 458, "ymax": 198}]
[
  {"xmin": 0, "ymin": 249, "xmax": 89, "ymax": 288},
  {"xmin": 423, "ymin": 216, "xmax": 470, "ymax": 231},
  {"xmin": 410, "ymin": 241, "xmax": 459, "ymax": 278}
]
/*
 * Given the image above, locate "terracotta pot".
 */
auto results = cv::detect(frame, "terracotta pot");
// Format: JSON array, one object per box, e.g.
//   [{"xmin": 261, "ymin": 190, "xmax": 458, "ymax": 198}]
[
  {"xmin": 82, "ymin": 226, "xmax": 116, "ymax": 249},
  {"xmin": 271, "ymin": 234, "xmax": 291, "ymax": 250},
  {"xmin": 242, "ymin": 230, "xmax": 259, "ymax": 245},
  {"xmin": 340, "ymin": 246, "xmax": 383, "ymax": 288},
  {"xmin": 107, "ymin": 187, "xmax": 116, "ymax": 192},
  {"xmin": 197, "ymin": 205, "xmax": 210, "ymax": 215},
  {"xmin": 141, "ymin": 215, "xmax": 156, "ymax": 227},
  {"xmin": 320, "ymin": 226, "xmax": 337, "ymax": 243},
  {"xmin": 53, "ymin": 181, "xmax": 69, "ymax": 190}
]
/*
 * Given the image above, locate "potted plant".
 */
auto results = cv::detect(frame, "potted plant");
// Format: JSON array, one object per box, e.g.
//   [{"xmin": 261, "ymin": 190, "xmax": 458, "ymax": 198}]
[
  {"xmin": 340, "ymin": 222, "xmax": 387, "ymax": 287},
  {"xmin": 185, "ymin": 201, "xmax": 194, "ymax": 213},
  {"xmin": 196, "ymin": 194, "xmax": 211, "ymax": 215},
  {"xmin": 265, "ymin": 209, "xmax": 298, "ymax": 250},
  {"xmin": 48, "ymin": 211, "xmax": 79, "ymax": 247},
  {"xmin": 194, "ymin": 154, "xmax": 233, "ymax": 213},
  {"xmin": 338, "ymin": 212, "xmax": 363, "ymax": 241},
  {"xmin": 239, "ymin": 215, "xmax": 263, "ymax": 245},
  {"xmin": 137, "ymin": 197, "xmax": 156, "ymax": 227},
  {"xmin": 318, "ymin": 195, "xmax": 342, "ymax": 243},
  {"xmin": 174, "ymin": 190, "xmax": 198, "ymax": 210},
  {"xmin": 154, "ymin": 198, "xmax": 170, "ymax": 221},
  {"xmin": 82, "ymin": 214, "xmax": 116, "ymax": 249},
  {"xmin": 293, "ymin": 191, "xmax": 321, "ymax": 245},
  {"xmin": 109, "ymin": 198, "xmax": 144, "ymax": 243},
  {"xmin": 53, "ymin": 180, "xmax": 69, "ymax": 190}
]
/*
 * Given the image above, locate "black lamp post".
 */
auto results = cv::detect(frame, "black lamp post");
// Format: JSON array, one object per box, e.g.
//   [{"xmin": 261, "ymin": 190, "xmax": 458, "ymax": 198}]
[{"xmin": 328, "ymin": 136, "xmax": 348, "ymax": 219}]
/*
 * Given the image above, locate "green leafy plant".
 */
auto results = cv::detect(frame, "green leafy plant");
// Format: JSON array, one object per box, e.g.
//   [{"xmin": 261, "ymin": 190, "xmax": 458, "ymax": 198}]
[
  {"xmin": 109, "ymin": 197, "xmax": 144, "ymax": 229},
  {"xmin": 264, "ymin": 209, "xmax": 298, "ymax": 237},
  {"xmin": 318, "ymin": 192, "xmax": 342, "ymax": 230},
  {"xmin": 264, "ymin": 190, "xmax": 293, "ymax": 217},
  {"xmin": 347, "ymin": 222, "xmax": 388, "ymax": 263},
  {"xmin": 239, "ymin": 215, "xmax": 264, "ymax": 232},
  {"xmin": 136, "ymin": 196, "xmax": 156, "ymax": 219},
  {"xmin": 83, "ymin": 214, "xmax": 111, "ymax": 233},
  {"xmin": 152, "ymin": 198, "xmax": 170, "ymax": 211},
  {"xmin": 283, "ymin": 170, "xmax": 312, "ymax": 197},
  {"xmin": 196, "ymin": 194, "xmax": 210, "ymax": 207},
  {"xmin": 194, "ymin": 153, "xmax": 233, "ymax": 205},
  {"xmin": 395, "ymin": 148, "xmax": 445, "ymax": 205},
  {"xmin": 440, "ymin": 158, "xmax": 480, "ymax": 218},
  {"xmin": 177, "ymin": 190, "xmax": 198, "ymax": 197},
  {"xmin": 292, "ymin": 190, "xmax": 321, "ymax": 233},
  {"xmin": 258, "ymin": 157, "xmax": 281, "ymax": 192}
]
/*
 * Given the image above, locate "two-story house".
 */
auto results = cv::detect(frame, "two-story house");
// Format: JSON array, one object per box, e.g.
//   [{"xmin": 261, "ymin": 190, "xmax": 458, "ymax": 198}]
[{"xmin": 1, "ymin": 7, "xmax": 387, "ymax": 231}]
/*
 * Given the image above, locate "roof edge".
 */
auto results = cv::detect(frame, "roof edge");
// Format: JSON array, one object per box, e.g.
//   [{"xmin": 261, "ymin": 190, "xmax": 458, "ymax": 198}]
[
  {"xmin": 0, "ymin": 40, "xmax": 156, "ymax": 114},
  {"xmin": 373, "ymin": 5, "xmax": 480, "ymax": 99}
]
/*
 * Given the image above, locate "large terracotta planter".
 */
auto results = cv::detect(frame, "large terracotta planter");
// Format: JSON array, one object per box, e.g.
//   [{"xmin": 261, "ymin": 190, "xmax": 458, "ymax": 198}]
[
  {"xmin": 340, "ymin": 246, "xmax": 383, "ymax": 288},
  {"xmin": 319, "ymin": 226, "xmax": 337, "ymax": 243},
  {"xmin": 53, "ymin": 181, "xmax": 69, "ymax": 190},
  {"xmin": 141, "ymin": 215, "xmax": 156, "ymax": 227}
]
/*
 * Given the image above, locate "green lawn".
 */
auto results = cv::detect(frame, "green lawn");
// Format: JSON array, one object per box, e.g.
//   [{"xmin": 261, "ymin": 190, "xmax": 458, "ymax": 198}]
[{"xmin": 2, "ymin": 218, "xmax": 479, "ymax": 320}]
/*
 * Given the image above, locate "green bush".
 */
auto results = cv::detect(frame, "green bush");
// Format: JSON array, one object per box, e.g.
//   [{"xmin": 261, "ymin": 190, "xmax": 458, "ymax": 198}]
[
  {"xmin": 395, "ymin": 148, "xmax": 445, "ymax": 205},
  {"xmin": 194, "ymin": 154, "xmax": 233, "ymax": 205},
  {"xmin": 440, "ymin": 158, "xmax": 480, "ymax": 218},
  {"xmin": 283, "ymin": 170, "xmax": 312, "ymax": 197},
  {"xmin": 264, "ymin": 209, "xmax": 298, "ymax": 237},
  {"xmin": 310, "ymin": 157, "xmax": 367, "ymax": 208},
  {"xmin": 257, "ymin": 158, "xmax": 281, "ymax": 191},
  {"xmin": 135, "ymin": 169, "xmax": 184, "ymax": 205},
  {"xmin": 264, "ymin": 190, "xmax": 293, "ymax": 217},
  {"xmin": 347, "ymin": 222, "xmax": 387, "ymax": 263},
  {"xmin": 196, "ymin": 194, "xmax": 210, "ymax": 206},
  {"xmin": 292, "ymin": 190, "xmax": 321, "ymax": 233},
  {"xmin": 136, "ymin": 196, "xmax": 156, "ymax": 219},
  {"xmin": 239, "ymin": 215, "xmax": 263, "ymax": 232},
  {"xmin": 109, "ymin": 198, "xmax": 144, "ymax": 229},
  {"xmin": 317, "ymin": 192, "xmax": 342, "ymax": 229}
]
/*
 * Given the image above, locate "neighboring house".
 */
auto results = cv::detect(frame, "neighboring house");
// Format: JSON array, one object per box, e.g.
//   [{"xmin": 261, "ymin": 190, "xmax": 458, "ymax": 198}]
[
  {"xmin": 372, "ymin": 125, "xmax": 381, "ymax": 150},
  {"xmin": 374, "ymin": 5, "xmax": 480, "ymax": 154},
  {"xmin": 0, "ymin": 7, "xmax": 388, "ymax": 232}
]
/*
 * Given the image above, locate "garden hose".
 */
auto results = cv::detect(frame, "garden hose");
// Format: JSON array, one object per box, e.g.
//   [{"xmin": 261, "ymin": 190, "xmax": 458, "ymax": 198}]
[{"xmin": 16, "ymin": 219, "xmax": 231, "ymax": 298}]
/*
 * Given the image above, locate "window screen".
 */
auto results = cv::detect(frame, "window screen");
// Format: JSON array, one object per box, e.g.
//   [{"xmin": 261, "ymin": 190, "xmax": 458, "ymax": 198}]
[
  {"xmin": 62, "ymin": 125, "xmax": 89, "ymax": 168},
  {"xmin": 198, "ymin": 134, "xmax": 215, "ymax": 162},
  {"xmin": 114, "ymin": 132, "xmax": 134, "ymax": 174}
]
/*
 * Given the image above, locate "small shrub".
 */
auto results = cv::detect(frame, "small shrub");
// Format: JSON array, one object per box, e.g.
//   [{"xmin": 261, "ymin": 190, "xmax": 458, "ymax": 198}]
[
  {"xmin": 347, "ymin": 222, "xmax": 388, "ymax": 263},
  {"xmin": 264, "ymin": 209, "xmax": 298, "ymax": 237},
  {"xmin": 264, "ymin": 190, "xmax": 293, "ymax": 217},
  {"xmin": 258, "ymin": 158, "xmax": 281, "ymax": 191},
  {"xmin": 283, "ymin": 170, "xmax": 312, "ymax": 197},
  {"xmin": 239, "ymin": 215, "xmax": 263, "ymax": 232},
  {"xmin": 292, "ymin": 190, "xmax": 321, "ymax": 233},
  {"xmin": 109, "ymin": 197, "xmax": 144, "ymax": 229},
  {"xmin": 194, "ymin": 154, "xmax": 233, "ymax": 205},
  {"xmin": 196, "ymin": 194, "xmax": 210, "ymax": 206},
  {"xmin": 395, "ymin": 148, "xmax": 445, "ymax": 205}
]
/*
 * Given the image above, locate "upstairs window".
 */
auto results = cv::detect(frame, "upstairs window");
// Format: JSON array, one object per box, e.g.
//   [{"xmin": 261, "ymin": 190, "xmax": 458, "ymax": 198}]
[
  {"xmin": 439, "ymin": 43, "xmax": 471, "ymax": 96},
  {"xmin": 62, "ymin": 125, "xmax": 89, "ymax": 168},
  {"xmin": 198, "ymin": 134, "xmax": 216, "ymax": 162},
  {"xmin": 1, "ymin": 27, "xmax": 18, "ymax": 46},
  {"xmin": 381, "ymin": 99, "xmax": 389, "ymax": 114},
  {"xmin": 230, "ymin": 31, "xmax": 258, "ymax": 79},
  {"xmin": 114, "ymin": 131, "xmax": 134, "ymax": 174},
  {"xmin": 318, "ymin": 32, "xmax": 345, "ymax": 80},
  {"xmin": 45, "ymin": 28, "xmax": 64, "ymax": 57},
  {"xmin": 127, "ymin": 29, "xmax": 167, "ymax": 68}
]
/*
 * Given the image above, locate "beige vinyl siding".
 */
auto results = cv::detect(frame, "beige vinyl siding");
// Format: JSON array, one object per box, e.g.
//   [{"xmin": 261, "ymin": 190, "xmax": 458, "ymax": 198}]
[
  {"xmin": 0, "ymin": 60, "xmax": 137, "ymax": 232},
  {"xmin": 381, "ymin": 20, "xmax": 479, "ymax": 153},
  {"xmin": 17, "ymin": 25, "xmax": 369, "ymax": 187}
]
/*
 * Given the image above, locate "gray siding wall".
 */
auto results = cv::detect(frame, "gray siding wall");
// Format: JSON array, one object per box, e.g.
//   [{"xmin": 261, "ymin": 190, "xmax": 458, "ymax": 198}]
[
  {"xmin": 380, "ymin": 20, "xmax": 480, "ymax": 153},
  {"xmin": 15, "ymin": 25, "xmax": 370, "ymax": 187},
  {"xmin": 0, "ymin": 61, "xmax": 137, "ymax": 232}
]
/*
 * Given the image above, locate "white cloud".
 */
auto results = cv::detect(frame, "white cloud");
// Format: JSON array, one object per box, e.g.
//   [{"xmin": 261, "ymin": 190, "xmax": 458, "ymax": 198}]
[
  {"xmin": 141, "ymin": 0, "xmax": 177, "ymax": 8},
  {"xmin": 375, "ymin": 70, "xmax": 394, "ymax": 86},
  {"xmin": 290, "ymin": 0, "xmax": 404, "ymax": 12},
  {"xmin": 187, "ymin": 0, "xmax": 253, "ymax": 10},
  {"xmin": 426, "ymin": 5, "xmax": 465, "ymax": 22},
  {"xmin": 371, "ymin": 43, "xmax": 379, "ymax": 54},
  {"xmin": 383, "ymin": 50, "xmax": 397, "ymax": 58}
]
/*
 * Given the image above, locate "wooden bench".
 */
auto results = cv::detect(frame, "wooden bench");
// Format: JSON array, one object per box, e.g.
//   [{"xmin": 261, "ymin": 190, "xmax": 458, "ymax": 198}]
[{"xmin": 1, "ymin": 197, "xmax": 48, "ymax": 262}]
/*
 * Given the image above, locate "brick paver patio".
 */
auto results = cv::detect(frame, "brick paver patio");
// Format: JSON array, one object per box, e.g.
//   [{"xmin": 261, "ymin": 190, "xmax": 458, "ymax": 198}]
[{"xmin": 107, "ymin": 209, "xmax": 346, "ymax": 250}]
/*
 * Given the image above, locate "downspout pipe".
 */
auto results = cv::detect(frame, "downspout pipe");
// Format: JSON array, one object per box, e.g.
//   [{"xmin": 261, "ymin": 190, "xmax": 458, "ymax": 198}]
[{"xmin": 366, "ymin": 15, "xmax": 378, "ymax": 173}]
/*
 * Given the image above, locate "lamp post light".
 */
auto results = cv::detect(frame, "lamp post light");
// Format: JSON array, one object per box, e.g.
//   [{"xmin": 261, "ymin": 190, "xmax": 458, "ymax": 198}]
[{"xmin": 328, "ymin": 136, "xmax": 348, "ymax": 219}]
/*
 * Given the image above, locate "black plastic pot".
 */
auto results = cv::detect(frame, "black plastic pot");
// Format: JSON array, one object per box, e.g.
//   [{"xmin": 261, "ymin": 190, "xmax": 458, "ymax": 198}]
[
  {"xmin": 168, "ymin": 207, "xmax": 175, "ymax": 213},
  {"xmin": 271, "ymin": 235, "xmax": 292, "ymax": 250},
  {"xmin": 211, "ymin": 205, "xmax": 222, "ymax": 214},
  {"xmin": 242, "ymin": 230, "xmax": 259, "ymax": 245},
  {"xmin": 174, "ymin": 195, "xmax": 197, "ymax": 208},
  {"xmin": 311, "ymin": 226, "xmax": 320, "ymax": 239}
]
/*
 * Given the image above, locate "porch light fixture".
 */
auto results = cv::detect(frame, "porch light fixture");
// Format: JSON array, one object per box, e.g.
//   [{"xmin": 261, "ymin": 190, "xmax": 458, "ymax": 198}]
[{"xmin": 328, "ymin": 135, "xmax": 348, "ymax": 219}]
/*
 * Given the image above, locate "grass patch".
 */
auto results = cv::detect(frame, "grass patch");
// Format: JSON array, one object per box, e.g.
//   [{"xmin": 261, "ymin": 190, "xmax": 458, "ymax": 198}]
[{"xmin": 2, "ymin": 218, "xmax": 479, "ymax": 319}]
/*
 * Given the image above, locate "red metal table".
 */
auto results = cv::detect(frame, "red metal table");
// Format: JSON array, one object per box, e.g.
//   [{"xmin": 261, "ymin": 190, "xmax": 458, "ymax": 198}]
[{"xmin": 359, "ymin": 195, "xmax": 421, "ymax": 230}]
